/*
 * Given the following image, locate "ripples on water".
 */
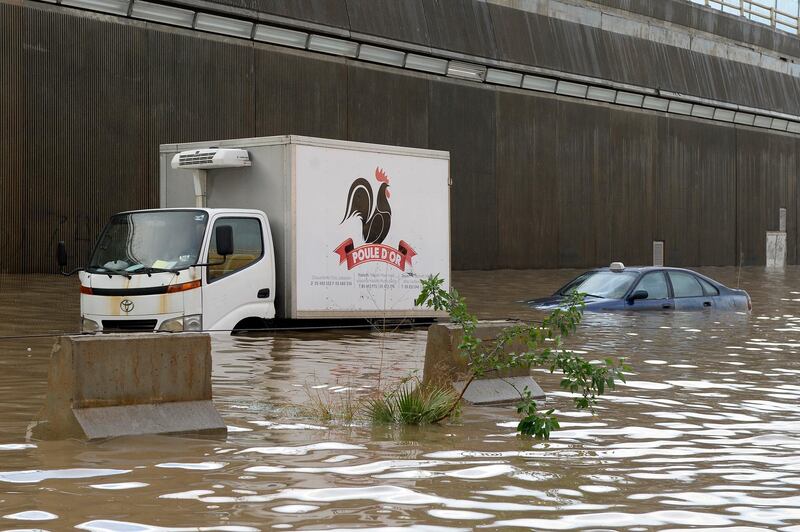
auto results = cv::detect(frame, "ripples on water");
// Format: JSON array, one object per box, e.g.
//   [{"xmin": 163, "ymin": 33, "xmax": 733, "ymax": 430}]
[{"xmin": 1, "ymin": 268, "xmax": 800, "ymax": 530}]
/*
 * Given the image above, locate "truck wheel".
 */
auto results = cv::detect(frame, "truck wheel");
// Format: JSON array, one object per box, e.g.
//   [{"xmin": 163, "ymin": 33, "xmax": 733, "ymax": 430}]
[{"xmin": 232, "ymin": 317, "xmax": 271, "ymax": 333}]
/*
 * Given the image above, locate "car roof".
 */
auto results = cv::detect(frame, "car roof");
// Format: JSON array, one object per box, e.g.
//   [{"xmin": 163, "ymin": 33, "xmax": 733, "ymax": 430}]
[
  {"xmin": 589, "ymin": 266, "xmax": 707, "ymax": 275},
  {"xmin": 587, "ymin": 266, "xmax": 730, "ymax": 286}
]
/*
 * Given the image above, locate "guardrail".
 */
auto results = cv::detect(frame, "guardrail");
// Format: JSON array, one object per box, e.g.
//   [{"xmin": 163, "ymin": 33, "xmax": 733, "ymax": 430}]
[{"xmin": 693, "ymin": 0, "xmax": 800, "ymax": 34}]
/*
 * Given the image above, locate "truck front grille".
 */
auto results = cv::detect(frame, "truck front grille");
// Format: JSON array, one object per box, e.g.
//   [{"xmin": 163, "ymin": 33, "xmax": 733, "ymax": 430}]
[{"xmin": 102, "ymin": 319, "xmax": 157, "ymax": 331}]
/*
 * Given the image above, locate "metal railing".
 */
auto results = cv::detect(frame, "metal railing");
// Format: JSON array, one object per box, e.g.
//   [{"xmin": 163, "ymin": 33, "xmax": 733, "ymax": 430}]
[{"xmin": 693, "ymin": 0, "xmax": 800, "ymax": 34}]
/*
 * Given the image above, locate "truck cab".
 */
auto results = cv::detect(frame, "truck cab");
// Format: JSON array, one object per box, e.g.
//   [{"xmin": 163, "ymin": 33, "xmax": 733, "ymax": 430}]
[{"xmin": 78, "ymin": 207, "xmax": 276, "ymax": 333}]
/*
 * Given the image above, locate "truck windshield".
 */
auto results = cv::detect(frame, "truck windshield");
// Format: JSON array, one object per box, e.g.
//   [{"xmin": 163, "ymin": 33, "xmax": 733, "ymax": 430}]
[{"xmin": 88, "ymin": 211, "xmax": 208, "ymax": 274}]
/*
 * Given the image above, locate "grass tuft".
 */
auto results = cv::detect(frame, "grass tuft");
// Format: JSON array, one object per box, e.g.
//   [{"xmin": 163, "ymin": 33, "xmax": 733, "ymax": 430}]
[
  {"xmin": 301, "ymin": 383, "xmax": 364, "ymax": 424},
  {"xmin": 366, "ymin": 380, "xmax": 459, "ymax": 425}
]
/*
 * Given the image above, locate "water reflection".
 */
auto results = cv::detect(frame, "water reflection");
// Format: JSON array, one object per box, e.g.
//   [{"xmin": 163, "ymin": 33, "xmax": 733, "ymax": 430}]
[{"xmin": 1, "ymin": 267, "xmax": 800, "ymax": 529}]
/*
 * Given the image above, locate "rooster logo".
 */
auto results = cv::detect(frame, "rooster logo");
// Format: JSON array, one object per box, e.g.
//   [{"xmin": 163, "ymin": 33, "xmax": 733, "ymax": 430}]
[
  {"xmin": 340, "ymin": 167, "xmax": 392, "ymax": 245},
  {"xmin": 334, "ymin": 166, "xmax": 415, "ymax": 272}
]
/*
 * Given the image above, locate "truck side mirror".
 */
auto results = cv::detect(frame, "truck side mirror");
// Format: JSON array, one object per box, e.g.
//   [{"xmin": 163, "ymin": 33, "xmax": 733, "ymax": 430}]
[
  {"xmin": 215, "ymin": 225, "xmax": 234, "ymax": 257},
  {"xmin": 57, "ymin": 241, "xmax": 67, "ymax": 268}
]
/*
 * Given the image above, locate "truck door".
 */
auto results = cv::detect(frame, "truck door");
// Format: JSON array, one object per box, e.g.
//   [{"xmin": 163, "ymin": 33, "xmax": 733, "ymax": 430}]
[{"xmin": 202, "ymin": 215, "xmax": 272, "ymax": 330}]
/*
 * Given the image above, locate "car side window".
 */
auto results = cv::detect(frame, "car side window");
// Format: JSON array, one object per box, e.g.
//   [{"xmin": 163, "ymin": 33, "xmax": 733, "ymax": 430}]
[
  {"xmin": 668, "ymin": 271, "xmax": 704, "ymax": 298},
  {"xmin": 207, "ymin": 217, "xmax": 263, "ymax": 282},
  {"xmin": 635, "ymin": 272, "xmax": 669, "ymax": 300},
  {"xmin": 697, "ymin": 277, "xmax": 719, "ymax": 296}
]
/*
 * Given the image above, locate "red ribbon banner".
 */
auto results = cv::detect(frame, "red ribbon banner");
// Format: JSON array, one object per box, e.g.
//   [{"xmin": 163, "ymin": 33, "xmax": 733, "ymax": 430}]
[{"xmin": 334, "ymin": 239, "xmax": 417, "ymax": 271}]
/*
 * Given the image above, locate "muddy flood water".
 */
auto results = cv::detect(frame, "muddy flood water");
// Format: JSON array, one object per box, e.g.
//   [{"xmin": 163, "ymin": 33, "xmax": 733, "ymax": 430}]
[{"xmin": 2, "ymin": 267, "xmax": 800, "ymax": 530}]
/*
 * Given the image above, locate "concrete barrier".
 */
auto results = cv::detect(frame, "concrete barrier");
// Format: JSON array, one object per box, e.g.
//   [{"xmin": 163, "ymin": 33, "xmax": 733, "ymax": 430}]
[
  {"xmin": 423, "ymin": 321, "xmax": 545, "ymax": 405},
  {"xmin": 32, "ymin": 333, "xmax": 226, "ymax": 440}
]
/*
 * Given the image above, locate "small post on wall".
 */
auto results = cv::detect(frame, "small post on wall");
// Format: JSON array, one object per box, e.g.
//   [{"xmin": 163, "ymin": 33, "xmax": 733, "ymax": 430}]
[
  {"xmin": 766, "ymin": 207, "xmax": 787, "ymax": 269},
  {"xmin": 653, "ymin": 240, "xmax": 664, "ymax": 267}
]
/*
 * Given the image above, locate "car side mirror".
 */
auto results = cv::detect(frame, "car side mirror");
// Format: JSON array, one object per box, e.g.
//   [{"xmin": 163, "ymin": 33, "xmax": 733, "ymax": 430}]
[
  {"xmin": 215, "ymin": 225, "xmax": 234, "ymax": 257},
  {"xmin": 57, "ymin": 241, "xmax": 67, "ymax": 268},
  {"xmin": 627, "ymin": 290, "xmax": 648, "ymax": 303}
]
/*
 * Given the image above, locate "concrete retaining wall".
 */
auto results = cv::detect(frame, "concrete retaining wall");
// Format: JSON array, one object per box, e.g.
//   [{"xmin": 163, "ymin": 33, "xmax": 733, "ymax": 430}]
[{"xmin": 2, "ymin": 1, "xmax": 798, "ymax": 273}]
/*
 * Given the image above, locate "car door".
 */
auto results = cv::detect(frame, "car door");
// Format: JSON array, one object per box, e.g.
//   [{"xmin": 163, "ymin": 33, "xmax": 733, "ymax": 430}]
[
  {"xmin": 202, "ymin": 214, "xmax": 272, "ymax": 330},
  {"xmin": 668, "ymin": 270, "xmax": 713, "ymax": 310},
  {"xmin": 628, "ymin": 271, "xmax": 673, "ymax": 310},
  {"xmin": 696, "ymin": 275, "xmax": 730, "ymax": 309}
]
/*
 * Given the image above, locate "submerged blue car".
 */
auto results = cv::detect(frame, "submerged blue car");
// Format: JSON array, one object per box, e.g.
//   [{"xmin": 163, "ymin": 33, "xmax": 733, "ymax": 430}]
[{"xmin": 528, "ymin": 263, "xmax": 751, "ymax": 312}]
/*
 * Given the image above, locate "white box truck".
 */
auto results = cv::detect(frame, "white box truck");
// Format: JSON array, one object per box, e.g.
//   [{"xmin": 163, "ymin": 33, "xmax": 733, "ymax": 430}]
[{"xmin": 69, "ymin": 136, "xmax": 451, "ymax": 333}]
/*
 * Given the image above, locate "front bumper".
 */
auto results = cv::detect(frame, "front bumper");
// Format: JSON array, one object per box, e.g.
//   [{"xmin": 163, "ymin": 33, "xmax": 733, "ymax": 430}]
[
  {"xmin": 82, "ymin": 312, "xmax": 184, "ymax": 332},
  {"xmin": 80, "ymin": 284, "xmax": 202, "ymax": 332}
]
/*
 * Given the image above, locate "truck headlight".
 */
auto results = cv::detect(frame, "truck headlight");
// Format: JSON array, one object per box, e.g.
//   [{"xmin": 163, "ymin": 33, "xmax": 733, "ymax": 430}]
[
  {"xmin": 81, "ymin": 317, "xmax": 99, "ymax": 333},
  {"xmin": 159, "ymin": 316, "xmax": 184, "ymax": 332},
  {"xmin": 158, "ymin": 315, "xmax": 202, "ymax": 332}
]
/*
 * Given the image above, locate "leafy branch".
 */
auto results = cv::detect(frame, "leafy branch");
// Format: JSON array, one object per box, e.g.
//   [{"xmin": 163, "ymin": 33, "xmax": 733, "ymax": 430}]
[{"xmin": 415, "ymin": 274, "xmax": 630, "ymax": 438}]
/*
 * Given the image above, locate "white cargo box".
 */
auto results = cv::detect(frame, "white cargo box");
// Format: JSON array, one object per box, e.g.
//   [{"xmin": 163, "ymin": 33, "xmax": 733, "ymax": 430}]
[{"xmin": 159, "ymin": 136, "xmax": 451, "ymax": 319}]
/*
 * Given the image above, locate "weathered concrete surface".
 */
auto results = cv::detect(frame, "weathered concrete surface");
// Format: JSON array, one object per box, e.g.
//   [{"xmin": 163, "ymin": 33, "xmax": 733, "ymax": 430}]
[
  {"xmin": 454, "ymin": 376, "xmax": 545, "ymax": 405},
  {"xmin": 653, "ymin": 241, "xmax": 665, "ymax": 267},
  {"xmin": 767, "ymin": 231, "xmax": 787, "ymax": 268},
  {"xmin": 72, "ymin": 401, "xmax": 225, "ymax": 440},
  {"xmin": 424, "ymin": 321, "xmax": 532, "ymax": 384},
  {"xmin": 424, "ymin": 321, "xmax": 545, "ymax": 405},
  {"xmin": 33, "ymin": 333, "xmax": 226, "ymax": 440}
]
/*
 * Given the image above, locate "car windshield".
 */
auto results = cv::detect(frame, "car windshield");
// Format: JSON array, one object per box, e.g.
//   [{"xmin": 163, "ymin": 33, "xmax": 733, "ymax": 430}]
[
  {"xmin": 558, "ymin": 270, "xmax": 638, "ymax": 299},
  {"xmin": 88, "ymin": 210, "xmax": 208, "ymax": 274}
]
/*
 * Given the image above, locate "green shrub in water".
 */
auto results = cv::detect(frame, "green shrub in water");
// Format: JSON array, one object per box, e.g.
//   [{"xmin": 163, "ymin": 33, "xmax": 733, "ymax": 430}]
[{"xmin": 414, "ymin": 274, "xmax": 630, "ymax": 439}]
